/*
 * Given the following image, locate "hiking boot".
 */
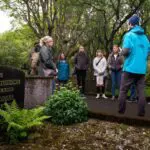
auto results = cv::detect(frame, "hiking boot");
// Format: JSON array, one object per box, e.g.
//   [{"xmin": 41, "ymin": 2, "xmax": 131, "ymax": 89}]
[
  {"xmin": 127, "ymin": 99, "xmax": 137, "ymax": 103},
  {"xmin": 118, "ymin": 110, "xmax": 125, "ymax": 114},
  {"xmin": 137, "ymin": 112, "xmax": 145, "ymax": 117},
  {"xmin": 137, "ymin": 110, "xmax": 145, "ymax": 117}
]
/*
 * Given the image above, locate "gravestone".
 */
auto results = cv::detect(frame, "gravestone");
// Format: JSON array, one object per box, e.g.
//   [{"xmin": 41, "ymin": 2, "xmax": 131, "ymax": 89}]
[{"xmin": 0, "ymin": 66, "xmax": 25, "ymax": 107}]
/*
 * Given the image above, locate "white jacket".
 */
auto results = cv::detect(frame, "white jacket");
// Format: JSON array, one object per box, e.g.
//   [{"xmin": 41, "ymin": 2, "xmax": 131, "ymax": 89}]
[{"xmin": 93, "ymin": 57, "xmax": 107, "ymax": 76}]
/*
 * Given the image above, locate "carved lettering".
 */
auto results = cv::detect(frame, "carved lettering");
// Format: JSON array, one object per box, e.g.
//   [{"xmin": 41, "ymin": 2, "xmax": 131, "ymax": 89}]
[
  {"xmin": 0, "ymin": 80, "xmax": 20, "ymax": 87},
  {"xmin": 0, "ymin": 87, "xmax": 14, "ymax": 93}
]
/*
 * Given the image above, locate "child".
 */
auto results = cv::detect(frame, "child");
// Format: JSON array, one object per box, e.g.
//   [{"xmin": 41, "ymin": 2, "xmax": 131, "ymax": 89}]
[
  {"xmin": 108, "ymin": 45, "xmax": 124, "ymax": 100},
  {"xmin": 57, "ymin": 53, "xmax": 70, "ymax": 85},
  {"xmin": 93, "ymin": 50, "xmax": 108, "ymax": 99}
]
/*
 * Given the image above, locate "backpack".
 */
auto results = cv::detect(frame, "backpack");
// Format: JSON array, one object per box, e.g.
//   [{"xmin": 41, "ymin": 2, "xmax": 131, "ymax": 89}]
[
  {"xmin": 30, "ymin": 44, "xmax": 41, "ymax": 75},
  {"xmin": 31, "ymin": 51, "xmax": 40, "ymax": 69}
]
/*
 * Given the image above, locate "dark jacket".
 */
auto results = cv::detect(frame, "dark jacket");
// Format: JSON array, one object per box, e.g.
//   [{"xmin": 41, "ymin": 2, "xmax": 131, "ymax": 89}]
[
  {"xmin": 108, "ymin": 53, "xmax": 124, "ymax": 71},
  {"xmin": 74, "ymin": 52, "xmax": 89, "ymax": 70},
  {"xmin": 57, "ymin": 60, "xmax": 70, "ymax": 81},
  {"xmin": 40, "ymin": 45, "xmax": 56, "ymax": 69},
  {"xmin": 39, "ymin": 45, "xmax": 56, "ymax": 76}
]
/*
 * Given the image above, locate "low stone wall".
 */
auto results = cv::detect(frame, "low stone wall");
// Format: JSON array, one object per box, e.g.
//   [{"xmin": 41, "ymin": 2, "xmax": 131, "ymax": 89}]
[{"xmin": 24, "ymin": 76, "xmax": 53, "ymax": 108}]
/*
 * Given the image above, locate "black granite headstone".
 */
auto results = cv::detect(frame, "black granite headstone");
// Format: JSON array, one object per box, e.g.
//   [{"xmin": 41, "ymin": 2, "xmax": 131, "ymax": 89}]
[{"xmin": 0, "ymin": 66, "xmax": 25, "ymax": 107}]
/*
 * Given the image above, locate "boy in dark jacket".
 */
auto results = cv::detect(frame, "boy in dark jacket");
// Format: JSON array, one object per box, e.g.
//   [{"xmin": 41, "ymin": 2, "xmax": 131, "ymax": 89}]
[
  {"xmin": 74, "ymin": 46, "xmax": 89, "ymax": 95},
  {"xmin": 108, "ymin": 45, "xmax": 124, "ymax": 100}
]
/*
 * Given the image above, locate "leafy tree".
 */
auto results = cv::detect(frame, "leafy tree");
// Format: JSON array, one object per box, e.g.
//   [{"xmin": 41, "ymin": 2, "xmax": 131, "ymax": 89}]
[
  {"xmin": 0, "ymin": 25, "xmax": 37, "ymax": 69},
  {"xmin": 0, "ymin": 0, "xmax": 150, "ymax": 59}
]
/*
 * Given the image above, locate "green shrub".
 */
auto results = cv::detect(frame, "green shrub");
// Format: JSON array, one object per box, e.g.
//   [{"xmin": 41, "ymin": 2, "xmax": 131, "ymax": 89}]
[
  {"xmin": 0, "ymin": 101, "xmax": 49, "ymax": 143},
  {"xmin": 44, "ymin": 83, "xmax": 88, "ymax": 125}
]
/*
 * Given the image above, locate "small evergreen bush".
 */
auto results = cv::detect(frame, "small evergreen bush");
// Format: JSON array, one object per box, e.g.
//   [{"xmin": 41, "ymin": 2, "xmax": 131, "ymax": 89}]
[
  {"xmin": 0, "ymin": 101, "xmax": 49, "ymax": 143},
  {"xmin": 44, "ymin": 83, "xmax": 88, "ymax": 125}
]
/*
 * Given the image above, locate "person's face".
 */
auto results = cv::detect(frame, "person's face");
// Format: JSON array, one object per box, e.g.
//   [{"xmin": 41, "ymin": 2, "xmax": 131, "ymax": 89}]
[
  {"xmin": 97, "ymin": 52, "xmax": 103, "ymax": 57},
  {"xmin": 60, "ymin": 53, "xmax": 65, "ymax": 60},
  {"xmin": 113, "ymin": 46, "xmax": 119, "ymax": 53},
  {"xmin": 128, "ymin": 22, "xmax": 132, "ymax": 30},
  {"xmin": 46, "ymin": 38, "xmax": 54, "ymax": 47},
  {"xmin": 79, "ymin": 46, "xmax": 84, "ymax": 52}
]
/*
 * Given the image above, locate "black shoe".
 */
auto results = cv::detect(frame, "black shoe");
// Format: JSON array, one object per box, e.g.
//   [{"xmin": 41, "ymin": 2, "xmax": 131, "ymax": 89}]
[
  {"xmin": 137, "ymin": 113, "xmax": 145, "ymax": 117},
  {"xmin": 127, "ymin": 99, "xmax": 137, "ymax": 103},
  {"xmin": 80, "ymin": 93, "xmax": 86, "ymax": 97},
  {"xmin": 127, "ymin": 100, "xmax": 132, "ymax": 103},
  {"xmin": 137, "ymin": 111, "xmax": 145, "ymax": 117},
  {"xmin": 118, "ymin": 110, "xmax": 125, "ymax": 114}
]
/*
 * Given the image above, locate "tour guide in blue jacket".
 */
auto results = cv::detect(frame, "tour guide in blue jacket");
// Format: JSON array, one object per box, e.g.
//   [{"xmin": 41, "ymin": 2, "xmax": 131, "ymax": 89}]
[{"xmin": 118, "ymin": 15, "xmax": 150, "ymax": 116}]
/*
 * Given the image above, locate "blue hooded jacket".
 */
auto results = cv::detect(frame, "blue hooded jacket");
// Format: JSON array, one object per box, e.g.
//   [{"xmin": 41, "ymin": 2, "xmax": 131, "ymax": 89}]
[
  {"xmin": 57, "ymin": 60, "xmax": 70, "ymax": 81},
  {"xmin": 122, "ymin": 25, "xmax": 150, "ymax": 74}
]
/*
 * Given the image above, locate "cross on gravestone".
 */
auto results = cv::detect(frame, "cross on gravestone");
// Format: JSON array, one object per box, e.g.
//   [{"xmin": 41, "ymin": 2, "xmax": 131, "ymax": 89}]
[{"xmin": 0, "ymin": 66, "xmax": 25, "ymax": 107}]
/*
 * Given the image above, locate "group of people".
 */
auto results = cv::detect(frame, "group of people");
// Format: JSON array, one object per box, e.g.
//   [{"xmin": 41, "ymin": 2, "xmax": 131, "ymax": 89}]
[{"xmin": 30, "ymin": 14, "xmax": 150, "ymax": 117}]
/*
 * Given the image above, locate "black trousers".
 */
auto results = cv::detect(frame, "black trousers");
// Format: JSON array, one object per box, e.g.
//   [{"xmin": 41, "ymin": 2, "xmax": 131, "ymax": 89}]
[
  {"xmin": 58, "ymin": 80, "xmax": 68, "ymax": 86},
  {"xmin": 118, "ymin": 72, "xmax": 145, "ymax": 116},
  {"xmin": 76, "ymin": 70, "xmax": 86, "ymax": 94}
]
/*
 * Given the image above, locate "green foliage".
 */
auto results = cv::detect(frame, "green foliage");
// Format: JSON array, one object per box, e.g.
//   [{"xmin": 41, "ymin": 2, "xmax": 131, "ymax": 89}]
[
  {"xmin": 0, "ymin": 25, "xmax": 37, "ymax": 69},
  {"xmin": 1, "ymin": 0, "xmax": 150, "ymax": 66},
  {"xmin": 0, "ymin": 101, "xmax": 49, "ymax": 143},
  {"xmin": 44, "ymin": 83, "xmax": 88, "ymax": 125}
]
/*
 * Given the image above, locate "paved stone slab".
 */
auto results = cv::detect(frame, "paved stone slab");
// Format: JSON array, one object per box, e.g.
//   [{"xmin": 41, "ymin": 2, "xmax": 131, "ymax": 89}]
[{"xmin": 85, "ymin": 96, "xmax": 150, "ymax": 125}]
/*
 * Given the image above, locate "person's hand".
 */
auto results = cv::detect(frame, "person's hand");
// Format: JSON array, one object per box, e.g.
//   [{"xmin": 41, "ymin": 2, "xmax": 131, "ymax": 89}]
[
  {"xmin": 99, "ymin": 72, "xmax": 104, "ymax": 76},
  {"xmin": 111, "ymin": 68, "xmax": 116, "ymax": 71},
  {"xmin": 55, "ymin": 68, "xmax": 58, "ymax": 73}
]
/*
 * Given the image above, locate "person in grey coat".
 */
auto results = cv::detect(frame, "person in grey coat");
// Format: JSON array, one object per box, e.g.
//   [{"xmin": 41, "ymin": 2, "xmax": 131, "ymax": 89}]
[
  {"xmin": 108, "ymin": 45, "xmax": 124, "ymax": 100},
  {"xmin": 38, "ymin": 36, "xmax": 56, "ymax": 94},
  {"xmin": 38, "ymin": 36, "xmax": 56, "ymax": 77},
  {"xmin": 74, "ymin": 46, "xmax": 89, "ymax": 95}
]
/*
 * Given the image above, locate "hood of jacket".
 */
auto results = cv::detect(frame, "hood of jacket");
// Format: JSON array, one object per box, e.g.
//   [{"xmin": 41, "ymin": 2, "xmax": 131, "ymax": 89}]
[{"xmin": 130, "ymin": 25, "xmax": 144, "ymax": 35}]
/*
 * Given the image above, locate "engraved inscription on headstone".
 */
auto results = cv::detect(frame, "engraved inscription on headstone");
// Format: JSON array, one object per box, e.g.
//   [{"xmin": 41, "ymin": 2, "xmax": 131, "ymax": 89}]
[{"xmin": 0, "ymin": 66, "xmax": 25, "ymax": 107}]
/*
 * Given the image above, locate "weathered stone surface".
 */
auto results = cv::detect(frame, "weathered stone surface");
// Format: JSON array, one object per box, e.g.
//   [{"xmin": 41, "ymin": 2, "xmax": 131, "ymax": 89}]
[{"xmin": 24, "ymin": 77, "xmax": 53, "ymax": 108}]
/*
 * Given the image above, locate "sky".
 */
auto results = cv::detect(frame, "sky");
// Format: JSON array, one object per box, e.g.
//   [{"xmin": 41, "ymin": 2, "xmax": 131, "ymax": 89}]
[{"xmin": 0, "ymin": 11, "xmax": 12, "ymax": 33}]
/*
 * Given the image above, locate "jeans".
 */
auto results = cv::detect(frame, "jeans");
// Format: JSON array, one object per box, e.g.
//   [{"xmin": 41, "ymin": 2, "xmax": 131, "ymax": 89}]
[
  {"xmin": 118, "ymin": 72, "xmax": 145, "ymax": 115},
  {"xmin": 111, "ymin": 70, "xmax": 122, "ymax": 96},
  {"xmin": 51, "ymin": 79, "xmax": 56, "ymax": 94}
]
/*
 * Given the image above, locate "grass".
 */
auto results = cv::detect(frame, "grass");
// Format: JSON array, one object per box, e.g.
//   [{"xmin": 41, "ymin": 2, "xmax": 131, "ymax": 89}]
[{"xmin": 145, "ymin": 86, "xmax": 150, "ymax": 97}]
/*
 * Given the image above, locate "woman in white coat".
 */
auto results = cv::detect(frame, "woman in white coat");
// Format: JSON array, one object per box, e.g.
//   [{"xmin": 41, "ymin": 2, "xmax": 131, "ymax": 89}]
[{"xmin": 93, "ymin": 50, "xmax": 108, "ymax": 99}]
